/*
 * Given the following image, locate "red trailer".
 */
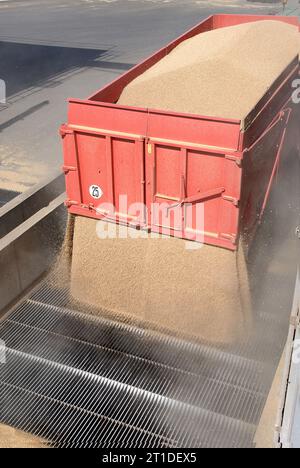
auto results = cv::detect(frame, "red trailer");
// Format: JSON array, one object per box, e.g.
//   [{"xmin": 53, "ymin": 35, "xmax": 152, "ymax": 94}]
[{"xmin": 61, "ymin": 14, "xmax": 300, "ymax": 251}]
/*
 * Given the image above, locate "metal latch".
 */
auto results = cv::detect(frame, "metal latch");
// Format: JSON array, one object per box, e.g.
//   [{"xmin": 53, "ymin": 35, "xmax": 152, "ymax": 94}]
[
  {"xmin": 166, "ymin": 187, "xmax": 225, "ymax": 213},
  {"xmin": 222, "ymin": 194, "xmax": 239, "ymax": 207},
  {"xmin": 225, "ymin": 154, "xmax": 242, "ymax": 167}
]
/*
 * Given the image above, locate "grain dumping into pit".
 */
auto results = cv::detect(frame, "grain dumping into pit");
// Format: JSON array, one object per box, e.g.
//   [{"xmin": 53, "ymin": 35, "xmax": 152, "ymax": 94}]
[{"xmin": 71, "ymin": 218, "xmax": 251, "ymax": 344}]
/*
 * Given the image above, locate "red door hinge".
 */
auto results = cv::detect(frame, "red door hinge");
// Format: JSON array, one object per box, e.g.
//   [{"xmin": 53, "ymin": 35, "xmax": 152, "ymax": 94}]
[
  {"xmin": 60, "ymin": 125, "xmax": 74, "ymax": 138},
  {"xmin": 62, "ymin": 165, "xmax": 77, "ymax": 174},
  {"xmin": 65, "ymin": 199, "xmax": 79, "ymax": 208}
]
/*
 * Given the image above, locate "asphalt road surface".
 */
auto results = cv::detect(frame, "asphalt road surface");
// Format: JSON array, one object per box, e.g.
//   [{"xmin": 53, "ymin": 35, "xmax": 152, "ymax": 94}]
[{"xmin": 0, "ymin": 0, "xmax": 289, "ymax": 197}]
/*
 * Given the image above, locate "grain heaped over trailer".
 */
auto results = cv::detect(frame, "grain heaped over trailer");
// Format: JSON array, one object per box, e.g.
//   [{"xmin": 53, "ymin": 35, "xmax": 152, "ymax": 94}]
[{"xmin": 62, "ymin": 14, "xmax": 299, "ymax": 250}]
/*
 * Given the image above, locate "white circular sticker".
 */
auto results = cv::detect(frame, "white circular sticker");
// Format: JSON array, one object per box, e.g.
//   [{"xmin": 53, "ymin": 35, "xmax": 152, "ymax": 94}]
[{"xmin": 89, "ymin": 185, "xmax": 103, "ymax": 200}]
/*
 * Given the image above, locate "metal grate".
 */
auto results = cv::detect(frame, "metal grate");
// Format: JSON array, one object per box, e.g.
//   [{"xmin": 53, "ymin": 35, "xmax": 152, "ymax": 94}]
[{"xmin": 0, "ymin": 280, "xmax": 283, "ymax": 448}]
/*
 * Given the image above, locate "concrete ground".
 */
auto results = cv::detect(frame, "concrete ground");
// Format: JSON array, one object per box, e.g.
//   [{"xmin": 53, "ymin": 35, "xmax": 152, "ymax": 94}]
[{"xmin": 0, "ymin": 0, "xmax": 286, "ymax": 198}]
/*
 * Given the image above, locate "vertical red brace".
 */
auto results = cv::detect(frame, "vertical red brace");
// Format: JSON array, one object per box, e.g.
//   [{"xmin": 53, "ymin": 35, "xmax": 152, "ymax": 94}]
[
  {"xmin": 151, "ymin": 142, "xmax": 157, "ymax": 202},
  {"xmin": 180, "ymin": 148, "xmax": 187, "ymax": 200},
  {"xmin": 106, "ymin": 135, "xmax": 115, "ymax": 211},
  {"xmin": 61, "ymin": 125, "xmax": 82, "ymax": 207},
  {"xmin": 180, "ymin": 148, "xmax": 188, "ymax": 231},
  {"xmin": 73, "ymin": 132, "xmax": 83, "ymax": 205},
  {"xmin": 136, "ymin": 139, "xmax": 146, "ymax": 226},
  {"xmin": 148, "ymin": 140, "xmax": 157, "ymax": 228}
]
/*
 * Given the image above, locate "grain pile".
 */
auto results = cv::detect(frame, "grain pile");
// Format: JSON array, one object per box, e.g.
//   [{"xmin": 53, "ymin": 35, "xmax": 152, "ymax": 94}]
[
  {"xmin": 71, "ymin": 218, "xmax": 251, "ymax": 345},
  {"xmin": 118, "ymin": 21, "xmax": 299, "ymax": 122},
  {"xmin": 0, "ymin": 423, "xmax": 45, "ymax": 448}
]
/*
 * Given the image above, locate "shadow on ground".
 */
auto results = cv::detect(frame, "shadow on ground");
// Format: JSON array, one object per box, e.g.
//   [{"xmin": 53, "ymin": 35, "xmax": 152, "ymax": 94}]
[{"xmin": 0, "ymin": 42, "xmax": 134, "ymax": 98}]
